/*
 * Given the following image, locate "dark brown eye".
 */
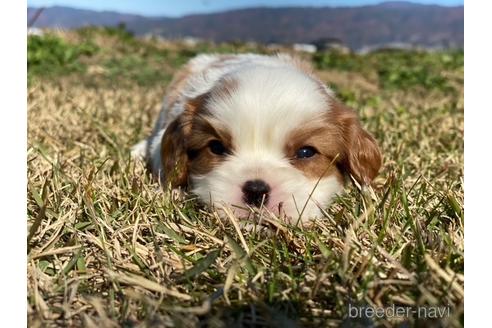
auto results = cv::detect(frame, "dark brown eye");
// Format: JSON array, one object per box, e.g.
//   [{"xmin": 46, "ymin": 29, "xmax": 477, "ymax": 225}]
[
  {"xmin": 296, "ymin": 146, "xmax": 318, "ymax": 159},
  {"xmin": 187, "ymin": 148, "xmax": 199, "ymax": 160},
  {"xmin": 208, "ymin": 140, "xmax": 228, "ymax": 155}
]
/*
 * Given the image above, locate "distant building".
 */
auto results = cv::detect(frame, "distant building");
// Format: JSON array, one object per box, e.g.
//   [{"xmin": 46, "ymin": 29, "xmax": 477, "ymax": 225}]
[
  {"xmin": 27, "ymin": 27, "xmax": 43, "ymax": 36},
  {"xmin": 357, "ymin": 42, "xmax": 420, "ymax": 54},
  {"xmin": 311, "ymin": 37, "xmax": 350, "ymax": 53},
  {"xmin": 292, "ymin": 43, "xmax": 317, "ymax": 53},
  {"xmin": 182, "ymin": 36, "xmax": 203, "ymax": 47}
]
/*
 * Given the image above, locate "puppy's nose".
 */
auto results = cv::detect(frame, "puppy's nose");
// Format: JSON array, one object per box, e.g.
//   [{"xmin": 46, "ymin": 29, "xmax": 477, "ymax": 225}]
[{"xmin": 242, "ymin": 179, "xmax": 271, "ymax": 207}]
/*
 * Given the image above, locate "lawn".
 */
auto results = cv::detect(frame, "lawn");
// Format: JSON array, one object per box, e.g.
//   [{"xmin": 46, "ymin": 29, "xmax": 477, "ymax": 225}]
[{"xmin": 27, "ymin": 27, "xmax": 464, "ymax": 327}]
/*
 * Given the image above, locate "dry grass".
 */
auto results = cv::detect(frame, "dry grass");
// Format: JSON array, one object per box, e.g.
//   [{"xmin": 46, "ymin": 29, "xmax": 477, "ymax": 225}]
[{"xmin": 27, "ymin": 29, "xmax": 463, "ymax": 327}]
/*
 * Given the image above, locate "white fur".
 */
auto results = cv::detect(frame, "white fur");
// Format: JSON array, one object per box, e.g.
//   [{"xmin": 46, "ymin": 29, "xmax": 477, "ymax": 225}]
[{"xmin": 133, "ymin": 53, "xmax": 343, "ymax": 222}]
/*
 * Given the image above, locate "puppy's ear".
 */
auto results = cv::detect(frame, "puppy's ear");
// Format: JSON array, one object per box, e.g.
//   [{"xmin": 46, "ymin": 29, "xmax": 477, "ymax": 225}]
[
  {"xmin": 330, "ymin": 99, "xmax": 382, "ymax": 186},
  {"xmin": 160, "ymin": 93, "xmax": 210, "ymax": 188},
  {"xmin": 160, "ymin": 117, "xmax": 189, "ymax": 188}
]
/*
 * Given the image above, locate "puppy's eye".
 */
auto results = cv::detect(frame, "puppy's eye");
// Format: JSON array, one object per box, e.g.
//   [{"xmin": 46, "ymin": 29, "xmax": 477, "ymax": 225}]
[
  {"xmin": 187, "ymin": 149, "xmax": 199, "ymax": 160},
  {"xmin": 208, "ymin": 140, "xmax": 228, "ymax": 155},
  {"xmin": 296, "ymin": 146, "xmax": 318, "ymax": 159}
]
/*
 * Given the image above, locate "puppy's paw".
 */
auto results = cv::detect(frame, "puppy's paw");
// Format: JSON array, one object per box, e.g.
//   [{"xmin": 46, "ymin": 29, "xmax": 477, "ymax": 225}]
[{"xmin": 131, "ymin": 139, "xmax": 147, "ymax": 160}]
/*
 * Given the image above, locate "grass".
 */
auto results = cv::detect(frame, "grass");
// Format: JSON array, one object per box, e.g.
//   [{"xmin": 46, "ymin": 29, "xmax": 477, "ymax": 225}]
[{"xmin": 27, "ymin": 28, "xmax": 464, "ymax": 327}]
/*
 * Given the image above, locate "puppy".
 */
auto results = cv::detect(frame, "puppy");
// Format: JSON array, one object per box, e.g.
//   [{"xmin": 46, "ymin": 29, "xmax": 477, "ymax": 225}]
[{"xmin": 132, "ymin": 53, "xmax": 381, "ymax": 223}]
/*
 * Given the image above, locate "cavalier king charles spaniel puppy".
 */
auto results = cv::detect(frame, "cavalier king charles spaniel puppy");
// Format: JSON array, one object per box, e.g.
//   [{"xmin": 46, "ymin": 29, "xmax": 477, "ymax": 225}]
[{"xmin": 132, "ymin": 53, "xmax": 381, "ymax": 223}]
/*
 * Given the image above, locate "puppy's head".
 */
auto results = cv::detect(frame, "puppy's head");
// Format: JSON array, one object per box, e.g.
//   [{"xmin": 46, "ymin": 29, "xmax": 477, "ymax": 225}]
[{"xmin": 161, "ymin": 65, "xmax": 381, "ymax": 222}]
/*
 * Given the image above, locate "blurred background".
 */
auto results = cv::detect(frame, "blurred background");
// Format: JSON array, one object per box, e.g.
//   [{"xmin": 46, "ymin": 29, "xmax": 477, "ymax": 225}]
[{"xmin": 28, "ymin": 0, "xmax": 463, "ymax": 53}]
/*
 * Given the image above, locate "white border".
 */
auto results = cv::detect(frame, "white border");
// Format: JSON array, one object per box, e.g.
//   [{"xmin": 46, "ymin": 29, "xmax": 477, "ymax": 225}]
[
  {"xmin": 0, "ymin": 0, "xmax": 27, "ymax": 325},
  {"xmin": 464, "ymin": 1, "xmax": 491, "ymax": 326}
]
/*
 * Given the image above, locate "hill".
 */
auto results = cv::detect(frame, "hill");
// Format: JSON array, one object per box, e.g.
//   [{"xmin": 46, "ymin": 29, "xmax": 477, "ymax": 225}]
[
  {"xmin": 28, "ymin": 2, "xmax": 463, "ymax": 52},
  {"xmin": 27, "ymin": 6, "xmax": 146, "ymax": 29}
]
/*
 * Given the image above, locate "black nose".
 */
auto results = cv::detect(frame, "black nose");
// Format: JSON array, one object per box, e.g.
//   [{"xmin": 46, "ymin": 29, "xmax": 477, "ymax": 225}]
[{"xmin": 242, "ymin": 179, "xmax": 271, "ymax": 207}]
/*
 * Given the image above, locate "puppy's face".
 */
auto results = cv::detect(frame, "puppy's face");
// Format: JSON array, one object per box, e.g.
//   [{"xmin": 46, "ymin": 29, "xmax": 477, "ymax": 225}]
[{"xmin": 161, "ymin": 66, "xmax": 381, "ymax": 222}]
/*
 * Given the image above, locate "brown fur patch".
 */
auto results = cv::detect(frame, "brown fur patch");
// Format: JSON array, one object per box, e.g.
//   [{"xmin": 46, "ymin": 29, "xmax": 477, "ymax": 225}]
[
  {"xmin": 186, "ymin": 116, "xmax": 233, "ymax": 176},
  {"xmin": 160, "ymin": 87, "xmax": 234, "ymax": 187},
  {"xmin": 160, "ymin": 118, "xmax": 188, "ymax": 187},
  {"xmin": 326, "ymin": 98, "xmax": 382, "ymax": 185},
  {"xmin": 285, "ymin": 120, "xmax": 344, "ymax": 183},
  {"xmin": 210, "ymin": 55, "xmax": 237, "ymax": 69},
  {"xmin": 285, "ymin": 98, "xmax": 382, "ymax": 185}
]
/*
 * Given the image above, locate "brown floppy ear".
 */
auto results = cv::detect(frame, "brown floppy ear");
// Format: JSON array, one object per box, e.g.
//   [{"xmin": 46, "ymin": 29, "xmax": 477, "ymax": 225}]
[
  {"xmin": 330, "ymin": 99, "xmax": 382, "ymax": 186},
  {"xmin": 160, "ymin": 93, "xmax": 211, "ymax": 188},
  {"xmin": 160, "ymin": 117, "xmax": 189, "ymax": 188}
]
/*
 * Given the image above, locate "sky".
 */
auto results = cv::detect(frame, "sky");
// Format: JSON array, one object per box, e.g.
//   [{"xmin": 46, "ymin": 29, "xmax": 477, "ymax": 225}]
[{"xmin": 27, "ymin": 0, "xmax": 464, "ymax": 17}]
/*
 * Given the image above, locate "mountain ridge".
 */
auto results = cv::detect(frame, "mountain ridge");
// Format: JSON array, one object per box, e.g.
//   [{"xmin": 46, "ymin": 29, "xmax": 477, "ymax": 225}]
[{"xmin": 28, "ymin": 3, "xmax": 464, "ymax": 50}]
